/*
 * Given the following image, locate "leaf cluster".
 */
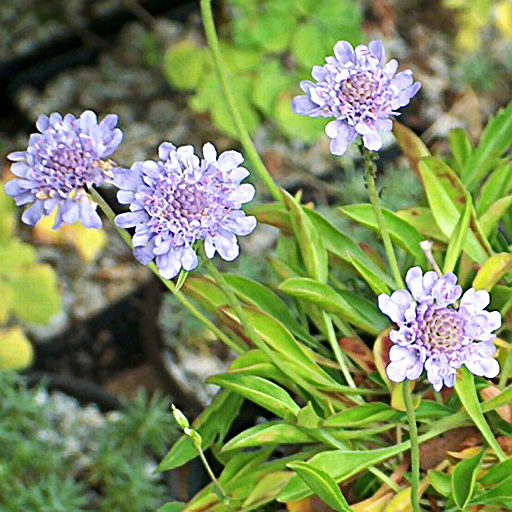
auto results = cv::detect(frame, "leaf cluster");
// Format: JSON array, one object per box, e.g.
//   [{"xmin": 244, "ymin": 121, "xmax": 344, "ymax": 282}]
[{"xmin": 158, "ymin": 100, "xmax": 512, "ymax": 511}]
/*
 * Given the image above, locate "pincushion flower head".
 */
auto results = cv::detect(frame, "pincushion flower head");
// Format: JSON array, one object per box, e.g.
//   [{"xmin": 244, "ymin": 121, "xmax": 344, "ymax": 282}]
[
  {"xmin": 113, "ymin": 142, "xmax": 257, "ymax": 279},
  {"xmin": 292, "ymin": 40, "xmax": 420, "ymax": 156},
  {"xmin": 378, "ymin": 267, "xmax": 501, "ymax": 391},
  {"xmin": 4, "ymin": 111, "xmax": 122, "ymax": 229}
]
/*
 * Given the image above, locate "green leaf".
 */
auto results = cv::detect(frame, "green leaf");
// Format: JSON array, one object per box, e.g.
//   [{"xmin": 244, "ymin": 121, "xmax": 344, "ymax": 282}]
[
  {"xmin": 471, "ymin": 474, "xmax": 512, "ymax": 506},
  {"xmin": 480, "ymin": 456, "xmax": 512, "ymax": 485},
  {"xmin": 251, "ymin": 7, "xmax": 297, "ymax": 52},
  {"xmin": 462, "ymin": 99, "xmax": 512, "ymax": 191},
  {"xmin": 287, "ymin": 462, "xmax": 354, "ymax": 512},
  {"xmin": 476, "ymin": 162, "xmax": 512, "ymax": 215},
  {"xmin": 449, "ymin": 128, "xmax": 474, "ymax": 174},
  {"xmin": 158, "ymin": 390, "xmax": 242, "ymax": 471},
  {"xmin": 0, "ymin": 184, "xmax": 16, "ymax": 241},
  {"xmin": 278, "ymin": 444, "xmax": 408, "ymax": 502},
  {"xmin": 281, "ymin": 190, "xmax": 328, "ymax": 283},
  {"xmin": 418, "ymin": 158, "xmax": 490, "ymax": 264},
  {"xmin": 275, "ymin": 91, "xmax": 327, "ymax": 142},
  {"xmin": 223, "ymin": 274, "xmax": 314, "ymax": 345},
  {"xmin": 210, "ymin": 76, "xmax": 260, "ymax": 137},
  {"xmin": 454, "ymin": 367, "xmax": 506, "ymax": 462},
  {"xmin": 473, "ymin": 253, "xmax": 512, "ymax": 291},
  {"xmin": 315, "ymin": 0, "xmax": 362, "ymax": 41},
  {"xmin": 347, "ymin": 253, "xmax": 391, "ymax": 295},
  {"xmin": 182, "ymin": 275, "xmax": 230, "ymax": 311},
  {"xmin": 392, "ymin": 121, "xmax": 430, "ymax": 171},
  {"xmin": 252, "ymin": 59, "xmax": 292, "ymax": 116},
  {"xmin": 395, "ymin": 207, "xmax": 448, "ymax": 243},
  {"xmin": 157, "ymin": 503, "xmax": 185, "ymax": 512},
  {"xmin": 304, "ymin": 208, "xmax": 395, "ymax": 288},
  {"xmin": 451, "ymin": 449, "xmax": 485, "ymax": 510},
  {"xmin": 243, "ymin": 471, "xmax": 293, "ymax": 508},
  {"xmin": 242, "ymin": 307, "xmax": 341, "ymax": 389},
  {"xmin": 174, "ymin": 269, "xmax": 188, "ymax": 293},
  {"xmin": 443, "ymin": 195, "xmax": 472, "ymax": 273},
  {"xmin": 428, "ymin": 470, "xmax": 451, "ymax": 497},
  {"xmin": 0, "ymin": 327, "xmax": 34, "ymax": 370},
  {"xmin": 11, "ymin": 264, "xmax": 61, "ymax": 324},
  {"xmin": 340, "ymin": 203, "xmax": 426, "ymax": 264},
  {"xmin": 163, "ymin": 40, "xmax": 207, "ymax": 90},
  {"xmin": 291, "ymin": 22, "xmax": 329, "ymax": 70},
  {"xmin": 479, "ymin": 194, "xmax": 512, "ymax": 237},
  {"xmin": 297, "ymin": 402, "xmax": 322, "ymax": 429},
  {"xmin": 222, "ymin": 422, "xmax": 315, "ymax": 451},
  {"xmin": 207, "ymin": 373, "xmax": 299, "ymax": 420},
  {"xmin": 279, "ymin": 277, "xmax": 388, "ymax": 335},
  {"xmin": 323, "ymin": 403, "xmax": 396, "ymax": 428}
]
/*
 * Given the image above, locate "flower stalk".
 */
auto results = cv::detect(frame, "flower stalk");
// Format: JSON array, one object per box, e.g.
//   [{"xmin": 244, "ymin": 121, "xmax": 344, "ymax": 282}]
[
  {"xmin": 89, "ymin": 187, "xmax": 247, "ymax": 355},
  {"xmin": 403, "ymin": 383, "xmax": 421, "ymax": 512},
  {"xmin": 199, "ymin": 0, "xmax": 281, "ymax": 201},
  {"xmin": 362, "ymin": 147, "xmax": 405, "ymax": 290}
]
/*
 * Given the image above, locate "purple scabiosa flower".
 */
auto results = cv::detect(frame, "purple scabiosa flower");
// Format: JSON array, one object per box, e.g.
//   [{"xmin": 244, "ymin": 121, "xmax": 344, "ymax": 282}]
[
  {"xmin": 113, "ymin": 142, "xmax": 257, "ymax": 279},
  {"xmin": 291, "ymin": 40, "xmax": 420, "ymax": 156},
  {"xmin": 4, "ymin": 111, "xmax": 122, "ymax": 229},
  {"xmin": 378, "ymin": 267, "xmax": 501, "ymax": 391}
]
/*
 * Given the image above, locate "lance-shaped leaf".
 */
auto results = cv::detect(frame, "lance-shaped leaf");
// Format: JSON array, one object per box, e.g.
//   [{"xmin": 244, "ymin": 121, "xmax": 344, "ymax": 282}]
[
  {"xmin": 470, "ymin": 475, "xmax": 512, "ymax": 507},
  {"xmin": 395, "ymin": 207, "xmax": 448, "ymax": 242},
  {"xmin": 282, "ymin": 189, "xmax": 328, "ymax": 283},
  {"xmin": 279, "ymin": 277, "xmax": 388, "ymax": 335},
  {"xmin": 476, "ymin": 161, "xmax": 512, "ymax": 216},
  {"xmin": 287, "ymin": 462, "xmax": 354, "ymax": 512},
  {"xmin": 323, "ymin": 403, "xmax": 397, "ymax": 428},
  {"xmin": 393, "ymin": 120, "xmax": 430, "ymax": 171},
  {"xmin": 419, "ymin": 158, "xmax": 490, "ymax": 264},
  {"xmin": 223, "ymin": 274, "xmax": 315, "ymax": 345},
  {"xmin": 222, "ymin": 422, "xmax": 315, "ymax": 451},
  {"xmin": 449, "ymin": 128, "xmax": 474, "ymax": 174},
  {"xmin": 348, "ymin": 253, "xmax": 390, "ymax": 295},
  {"xmin": 462, "ymin": 99, "xmax": 512, "ymax": 191},
  {"xmin": 479, "ymin": 194, "xmax": 512, "ymax": 237},
  {"xmin": 473, "ymin": 253, "xmax": 512, "ymax": 291},
  {"xmin": 242, "ymin": 307, "xmax": 343, "ymax": 389},
  {"xmin": 278, "ymin": 443, "xmax": 408, "ymax": 502},
  {"xmin": 451, "ymin": 448, "xmax": 485, "ymax": 510},
  {"xmin": 304, "ymin": 208, "xmax": 395, "ymax": 289},
  {"xmin": 443, "ymin": 195, "xmax": 472, "ymax": 274},
  {"xmin": 207, "ymin": 373, "xmax": 300, "ymax": 420},
  {"xmin": 454, "ymin": 367, "xmax": 506, "ymax": 462},
  {"xmin": 243, "ymin": 471, "xmax": 293, "ymax": 509},
  {"xmin": 340, "ymin": 204, "xmax": 426, "ymax": 264}
]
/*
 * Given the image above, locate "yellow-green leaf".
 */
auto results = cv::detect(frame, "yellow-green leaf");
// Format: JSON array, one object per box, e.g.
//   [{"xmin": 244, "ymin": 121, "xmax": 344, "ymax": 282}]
[
  {"xmin": 0, "ymin": 327, "xmax": 34, "ymax": 370},
  {"xmin": 473, "ymin": 253, "xmax": 512, "ymax": 291}
]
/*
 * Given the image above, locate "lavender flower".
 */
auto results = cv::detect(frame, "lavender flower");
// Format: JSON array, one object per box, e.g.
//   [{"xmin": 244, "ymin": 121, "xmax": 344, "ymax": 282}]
[
  {"xmin": 113, "ymin": 142, "xmax": 257, "ymax": 279},
  {"xmin": 378, "ymin": 267, "xmax": 501, "ymax": 391},
  {"xmin": 4, "ymin": 111, "xmax": 122, "ymax": 229},
  {"xmin": 292, "ymin": 40, "xmax": 420, "ymax": 156}
]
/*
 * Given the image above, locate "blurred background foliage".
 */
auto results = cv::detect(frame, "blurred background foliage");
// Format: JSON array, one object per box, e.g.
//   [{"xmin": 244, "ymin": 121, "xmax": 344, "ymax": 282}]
[
  {"xmin": 0, "ymin": 371, "xmax": 178, "ymax": 511},
  {"xmin": 164, "ymin": 0, "xmax": 363, "ymax": 141}
]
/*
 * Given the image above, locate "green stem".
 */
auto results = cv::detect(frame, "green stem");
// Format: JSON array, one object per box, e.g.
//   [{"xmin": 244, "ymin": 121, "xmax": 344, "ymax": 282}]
[
  {"xmin": 200, "ymin": 0, "xmax": 281, "ymax": 201},
  {"xmin": 198, "ymin": 246, "xmax": 264, "ymax": 350},
  {"xmin": 403, "ymin": 383, "xmax": 421, "ymax": 512},
  {"xmin": 362, "ymin": 149, "xmax": 404, "ymax": 290},
  {"xmin": 197, "ymin": 448, "xmax": 234, "ymax": 511},
  {"xmin": 321, "ymin": 312, "xmax": 362, "ymax": 402},
  {"xmin": 89, "ymin": 187, "xmax": 246, "ymax": 355}
]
